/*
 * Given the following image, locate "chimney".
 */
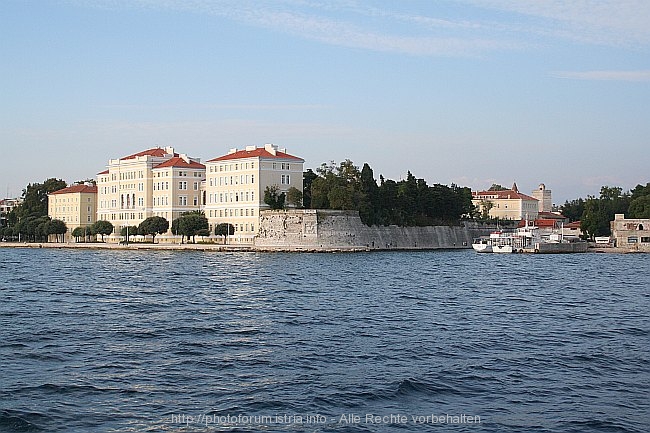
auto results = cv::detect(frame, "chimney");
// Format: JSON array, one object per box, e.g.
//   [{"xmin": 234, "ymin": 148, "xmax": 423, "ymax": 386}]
[
  {"xmin": 228, "ymin": 148, "xmax": 237, "ymax": 154},
  {"xmin": 264, "ymin": 143, "xmax": 277, "ymax": 156}
]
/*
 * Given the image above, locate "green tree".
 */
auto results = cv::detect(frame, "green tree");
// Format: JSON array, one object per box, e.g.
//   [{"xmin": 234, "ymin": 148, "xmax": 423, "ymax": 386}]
[
  {"xmin": 358, "ymin": 163, "xmax": 379, "ymax": 226},
  {"xmin": 138, "ymin": 216, "xmax": 169, "ymax": 243},
  {"xmin": 72, "ymin": 226, "xmax": 86, "ymax": 242},
  {"xmin": 580, "ymin": 186, "xmax": 630, "ymax": 238},
  {"xmin": 11, "ymin": 178, "xmax": 67, "ymax": 220},
  {"xmin": 286, "ymin": 186, "xmax": 303, "ymax": 208},
  {"xmin": 215, "ymin": 222, "xmax": 235, "ymax": 244},
  {"xmin": 264, "ymin": 185, "xmax": 286, "ymax": 210},
  {"xmin": 48, "ymin": 219, "xmax": 67, "ymax": 242},
  {"xmin": 120, "ymin": 225, "xmax": 139, "ymax": 243},
  {"xmin": 173, "ymin": 212, "xmax": 208, "ymax": 243},
  {"xmin": 479, "ymin": 199, "xmax": 494, "ymax": 220},
  {"xmin": 628, "ymin": 195, "xmax": 650, "ymax": 219},
  {"xmin": 560, "ymin": 198, "xmax": 586, "ymax": 222},
  {"xmin": 302, "ymin": 169, "xmax": 318, "ymax": 209},
  {"xmin": 91, "ymin": 220, "xmax": 114, "ymax": 242}
]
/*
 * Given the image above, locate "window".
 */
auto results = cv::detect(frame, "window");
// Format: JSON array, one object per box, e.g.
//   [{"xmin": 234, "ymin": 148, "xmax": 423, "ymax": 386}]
[
  {"xmin": 179, "ymin": 196, "xmax": 187, "ymax": 206},
  {"xmin": 193, "ymin": 196, "xmax": 198, "ymax": 206},
  {"xmin": 627, "ymin": 236, "xmax": 638, "ymax": 244},
  {"xmin": 641, "ymin": 237, "xmax": 650, "ymax": 243},
  {"xmin": 179, "ymin": 181, "xmax": 188, "ymax": 190},
  {"xmin": 193, "ymin": 182, "xmax": 199, "ymax": 190},
  {"xmin": 281, "ymin": 174, "xmax": 290, "ymax": 185}
]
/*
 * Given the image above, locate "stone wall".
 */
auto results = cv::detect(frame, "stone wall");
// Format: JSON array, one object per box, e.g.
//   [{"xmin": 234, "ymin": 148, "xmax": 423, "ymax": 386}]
[{"xmin": 255, "ymin": 209, "xmax": 489, "ymax": 250}]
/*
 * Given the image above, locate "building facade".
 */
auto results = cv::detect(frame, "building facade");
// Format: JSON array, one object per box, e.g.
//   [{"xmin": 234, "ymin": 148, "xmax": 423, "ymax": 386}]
[
  {"xmin": 472, "ymin": 182, "xmax": 539, "ymax": 220},
  {"xmin": 204, "ymin": 144, "xmax": 304, "ymax": 243},
  {"xmin": 47, "ymin": 184, "xmax": 98, "ymax": 238},
  {"xmin": 611, "ymin": 214, "xmax": 650, "ymax": 251},
  {"xmin": 96, "ymin": 147, "xmax": 205, "ymax": 240},
  {"xmin": 532, "ymin": 183, "xmax": 552, "ymax": 212}
]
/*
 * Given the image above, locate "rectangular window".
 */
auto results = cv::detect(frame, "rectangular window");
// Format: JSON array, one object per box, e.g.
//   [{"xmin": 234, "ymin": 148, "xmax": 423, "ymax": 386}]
[
  {"xmin": 193, "ymin": 196, "xmax": 198, "ymax": 206},
  {"xmin": 641, "ymin": 237, "xmax": 650, "ymax": 243},
  {"xmin": 627, "ymin": 236, "xmax": 638, "ymax": 243},
  {"xmin": 193, "ymin": 182, "xmax": 199, "ymax": 190},
  {"xmin": 179, "ymin": 196, "xmax": 187, "ymax": 206}
]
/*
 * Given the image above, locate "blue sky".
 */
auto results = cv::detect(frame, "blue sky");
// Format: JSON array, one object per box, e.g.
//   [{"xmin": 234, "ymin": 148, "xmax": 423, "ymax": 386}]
[{"xmin": 2, "ymin": 0, "xmax": 649, "ymax": 204}]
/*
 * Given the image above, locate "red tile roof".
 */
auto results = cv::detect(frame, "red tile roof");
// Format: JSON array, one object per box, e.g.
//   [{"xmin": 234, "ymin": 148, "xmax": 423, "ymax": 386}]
[
  {"xmin": 207, "ymin": 148, "xmax": 304, "ymax": 162},
  {"xmin": 50, "ymin": 184, "xmax": 98, "ymax": 195},
  {"xmin": 121, "ymin": 147, "xmax": 177, "ymax": 160},
  {"xmin": 97, "ymin": 169, "xmax": 109, "ymax": 175},
  {"xmin": 473, "ymin": 189, "xmax": 538, "ymax": 202},
  {"xmin": 153, "ymin": 157, "xmax": 205, "ymax": 169},
  {"xmin": 518, "ymin": 219, "xmax": 556, "ymax": 228}
]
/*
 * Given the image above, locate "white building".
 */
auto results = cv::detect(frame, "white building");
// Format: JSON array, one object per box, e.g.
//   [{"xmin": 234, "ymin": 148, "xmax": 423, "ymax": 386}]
[{"xmin": 204, "ymin": 144, "xmax": 304, "ymax": 243}]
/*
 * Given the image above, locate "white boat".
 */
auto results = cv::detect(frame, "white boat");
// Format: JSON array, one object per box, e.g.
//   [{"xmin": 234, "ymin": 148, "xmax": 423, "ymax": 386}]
[
  {"xmin": 473, "ymin": 219, "xmax": 587, "ymax": 254},
  {"xmin": 472, "ymin": 236, "xmax": 493, "ymax": 253},
  {"xmin": 472, "ymin": 230, "xmax": 512, "ymax": 253}
]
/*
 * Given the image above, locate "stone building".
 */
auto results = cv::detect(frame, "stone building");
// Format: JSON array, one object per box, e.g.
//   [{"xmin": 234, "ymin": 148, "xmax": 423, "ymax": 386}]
[
  {"xmin": 611, "ymin": 214, "xmax": 650, "ymax": 251},
  {"xmin": 532, "ymin": 183, "xmax": 552, "ymax": 212}
]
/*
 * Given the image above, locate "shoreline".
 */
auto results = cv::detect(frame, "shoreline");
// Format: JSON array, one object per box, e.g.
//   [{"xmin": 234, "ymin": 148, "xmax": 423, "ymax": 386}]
[{"xmin": 0, "ymin": 241, "xmax": 644, "ymax": 254}]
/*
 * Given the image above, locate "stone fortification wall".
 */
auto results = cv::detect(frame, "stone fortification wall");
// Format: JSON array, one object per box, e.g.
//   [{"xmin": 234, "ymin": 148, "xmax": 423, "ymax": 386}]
[{"xmin": 255, "ymin": 209, "xmax": 488, "ymax": 250}]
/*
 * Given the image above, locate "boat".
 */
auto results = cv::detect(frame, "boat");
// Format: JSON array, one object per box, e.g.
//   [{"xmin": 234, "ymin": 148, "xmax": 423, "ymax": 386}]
[
  {"xmin": 472, "ymin": 236, "xmax": 493, "ymax": 253},
  {"xmin": 473, "ymin": 220, "xmax": 587, "ymax": 254},
  {"xmin": 472, "ymin": 230, "xmax": 512, "ymax": 253}
]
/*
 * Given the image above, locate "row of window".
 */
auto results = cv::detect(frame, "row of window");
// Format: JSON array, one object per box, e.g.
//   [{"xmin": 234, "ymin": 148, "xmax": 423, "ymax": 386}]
[
  {"xmin": 57, "ymin": 215, "xmax": 93, "ymax": 223},
  {"xmin": 51, "ymin": 206, "xmax": 93, "ymax": 213},
  {"xmin": 627, "ymin": 236, "xmax": 650, "ymax": 243},
  {"xmin": 208, "ymin": 162, "xmax": 256, "ymax": 173},
  {"xmin": 208, "ymin": 208, "xmax": 256, "ymax": 218},
  {"xmin": 153, "ymin": 170, "xmax": 204, "ymax": 178},
  {"xmin": 207, "ymin": 190, "xmax": 256, "ymax": 204},
  {"xmin": 51, "ymin": 197, "xmax": 93, "ymax": 203},
  {"xmin": 208, "ymin": 174, "xmax": 255, "ymax": 187}
]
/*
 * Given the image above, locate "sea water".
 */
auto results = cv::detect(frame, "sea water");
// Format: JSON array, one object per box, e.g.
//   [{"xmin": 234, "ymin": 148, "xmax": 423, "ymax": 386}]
[{"xmin": 0, "ymin": 248, "xmax": 648, "ymax": 432}]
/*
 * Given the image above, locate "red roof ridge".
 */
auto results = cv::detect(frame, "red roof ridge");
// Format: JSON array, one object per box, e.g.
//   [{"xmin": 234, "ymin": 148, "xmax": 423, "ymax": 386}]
[
  {"xmin": 121, "ymin": 147, "xmax": 178, "ymax": 160},
  {"xmin": 473, "ymin": 189, "xmax": 538, "ymax": 201},
  {"xmin": 207, "ymin": 147, "xmax": 304, "ymax": 162},
  {"xmin": 153, "ymin": 156, "xmax": 205, "ymax": 169},
  {"xmin": 50, "ymin": 184, "xmax": 98, "ymax": 195}
]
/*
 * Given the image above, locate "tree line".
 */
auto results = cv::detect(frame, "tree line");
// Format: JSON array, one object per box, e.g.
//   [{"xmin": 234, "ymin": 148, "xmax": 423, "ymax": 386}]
[
  {"xmin": 560, "ymin": 183, "xmax": 650, "ymax": 238},
  {"xmin": 276, "ymin": 160, "xmax": 474, "ymax": 226}
]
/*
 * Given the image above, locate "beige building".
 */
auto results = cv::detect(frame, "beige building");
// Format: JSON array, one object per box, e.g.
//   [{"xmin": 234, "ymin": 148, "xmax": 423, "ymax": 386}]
[
  {"xmin": 47, "ymin": 184, "xmax": 98, "ymax": 238},
  {"xmin": 204, "ymin": 144, "xmax": 304, "ymax": 243},
  {"xmin": 611, "ymin": 214, "xmax": 650, "ymax": 251},
  {"xmin": 96, "ymin": 147, "xmax": 205, "ymax": 241},
  {"xmin": 472, "ymin": 182, "xmax": 539, "ymax": 221},
  {"xmin": 532, "ymin": 183, "xmax": 552, "ymax": 212}
]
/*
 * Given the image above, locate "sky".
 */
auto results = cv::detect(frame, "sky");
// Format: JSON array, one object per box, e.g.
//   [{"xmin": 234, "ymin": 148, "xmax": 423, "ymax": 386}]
[{"xmin": 1, "ymin": 0, "xmax": 649, "ymax": 204}]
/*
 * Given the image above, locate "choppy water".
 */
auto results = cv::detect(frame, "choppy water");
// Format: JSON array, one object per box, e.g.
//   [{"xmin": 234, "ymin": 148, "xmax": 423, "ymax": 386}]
[{"xmin": 0, "ymin": 248, "xmax": 648, "ymax": 432}]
